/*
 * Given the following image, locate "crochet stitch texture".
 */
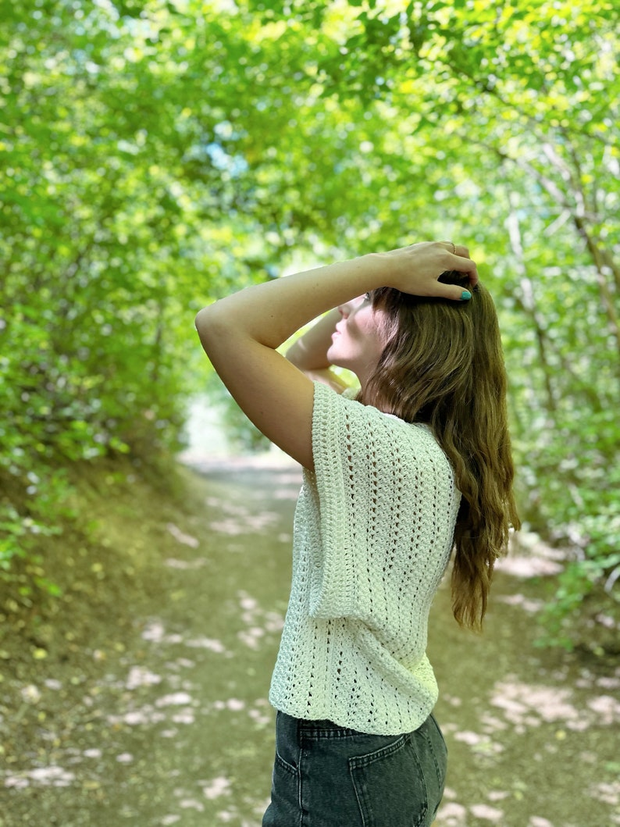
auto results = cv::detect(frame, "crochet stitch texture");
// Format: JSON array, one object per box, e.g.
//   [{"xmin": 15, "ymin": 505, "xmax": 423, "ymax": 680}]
[{"xmin": 269, "ymin": 382, "xmax": 462, "ymax": 735}]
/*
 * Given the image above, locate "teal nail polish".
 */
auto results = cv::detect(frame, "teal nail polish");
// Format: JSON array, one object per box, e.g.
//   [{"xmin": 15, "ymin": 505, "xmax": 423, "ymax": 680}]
[{"xmin": 461, "ymin": 290, "xmax": 472, "ymax": 301}]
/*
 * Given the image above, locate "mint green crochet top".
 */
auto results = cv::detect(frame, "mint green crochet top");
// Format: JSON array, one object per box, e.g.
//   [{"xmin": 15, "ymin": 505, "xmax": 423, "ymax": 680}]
[{"xmin": 269, "ymin": 382, "xmax": 461, "ymax": 735}]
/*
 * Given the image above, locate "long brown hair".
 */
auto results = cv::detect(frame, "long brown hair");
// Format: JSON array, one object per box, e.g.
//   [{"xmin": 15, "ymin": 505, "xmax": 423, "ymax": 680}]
[{"xmin": 361, "ymin": 272, "xmax": 521, "ymax": 630}]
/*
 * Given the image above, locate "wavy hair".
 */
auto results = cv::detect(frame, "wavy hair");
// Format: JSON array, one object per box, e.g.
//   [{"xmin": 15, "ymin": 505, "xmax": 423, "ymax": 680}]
[{"xmin": 360, "ymin": 272, "xmax": 521, "ymax": 630}]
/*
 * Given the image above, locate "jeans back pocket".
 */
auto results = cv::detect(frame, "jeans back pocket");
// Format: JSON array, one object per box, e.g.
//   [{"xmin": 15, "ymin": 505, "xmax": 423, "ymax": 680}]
[{"xmin": 349, "ymin": 733, "xmax": 429, "ymax": 827}]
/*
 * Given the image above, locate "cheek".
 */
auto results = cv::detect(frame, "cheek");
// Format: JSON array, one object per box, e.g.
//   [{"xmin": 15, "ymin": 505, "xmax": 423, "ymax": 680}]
[
  {"xmin": 358, "ymin": 316, "xmax": 385, "ymax": 351},
  {"xmin": 349, "ymin": 309, "xmax": 374, "ymax": 338},
  {"xmin": 344, "ymin": 306, "xmax": 387, "ymax": 356}
]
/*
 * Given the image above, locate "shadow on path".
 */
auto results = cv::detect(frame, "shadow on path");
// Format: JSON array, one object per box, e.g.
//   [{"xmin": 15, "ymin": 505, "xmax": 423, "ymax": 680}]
[{"xmin": 2, "ymin": 456, "xmax": 619, "ymax": 826}]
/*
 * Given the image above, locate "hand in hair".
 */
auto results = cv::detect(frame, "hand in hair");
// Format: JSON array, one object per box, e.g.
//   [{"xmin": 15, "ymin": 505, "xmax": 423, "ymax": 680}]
[
  {"xmin": 195, "ymin": 241, "xmax": 478, "ymax": 469},
  {"xmin": 373, "ymin": 241, "xmax": 478, "ymax": 301}
]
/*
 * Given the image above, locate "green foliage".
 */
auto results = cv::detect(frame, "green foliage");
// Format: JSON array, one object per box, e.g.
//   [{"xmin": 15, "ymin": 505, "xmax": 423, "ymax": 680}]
[
  {"xmin": 206, "ymin": 375, "xmax": 272, "ymax": 453},
  {"xmin": 1, "ymin": 0, "xmax": 618, "ymax": 643},
  {"xmin": 537, "ymin": 564, "xmax": 596, "ymax": 651}
]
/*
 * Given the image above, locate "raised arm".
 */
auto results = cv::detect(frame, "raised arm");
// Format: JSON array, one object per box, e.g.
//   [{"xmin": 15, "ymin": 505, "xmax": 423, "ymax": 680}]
[
  {"xmin": 195, "ymin": 242, "xmax": 477, "ymax": 470},
  {"xmin": 285, "ymin": 309, "xmax": 350, "ymax": 394}
]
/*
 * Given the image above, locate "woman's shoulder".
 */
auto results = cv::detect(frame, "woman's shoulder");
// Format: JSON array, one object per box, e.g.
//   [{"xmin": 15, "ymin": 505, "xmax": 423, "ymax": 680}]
[
  {"xmin": 317, "ymin": 383, "xmax": 436, "ymax": 435},
  {"xmin": 327, "ymin": 387, "xmax": 443, "ymax": 454},
  {"xmin": 312, "ymin": 383, "xmax": 458, "ymax": 496}
]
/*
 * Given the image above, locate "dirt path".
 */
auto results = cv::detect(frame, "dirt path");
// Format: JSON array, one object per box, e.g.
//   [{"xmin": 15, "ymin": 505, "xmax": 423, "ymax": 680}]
[{"xmin": 2, "ymin": 457, "xmax": 619, "ymax": 826}]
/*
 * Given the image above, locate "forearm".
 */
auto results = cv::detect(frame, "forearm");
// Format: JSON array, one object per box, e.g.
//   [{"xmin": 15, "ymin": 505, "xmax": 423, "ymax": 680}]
[
  {"xmin": 195, "ymin": 242, "xmax": 477, "ymax": 352},
  {"xmin": 195, "ymin": 255, "xmax": 381, "ymax": 350},
  {"xmin": 286, "ymin": 308, "xmax": 341, "ymax": 370}
]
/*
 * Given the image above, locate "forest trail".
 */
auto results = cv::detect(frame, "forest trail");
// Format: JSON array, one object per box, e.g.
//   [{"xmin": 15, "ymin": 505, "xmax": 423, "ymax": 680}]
[{"xmin": 2, "ymin": 456, "xmax": 619, "ymax": 827}]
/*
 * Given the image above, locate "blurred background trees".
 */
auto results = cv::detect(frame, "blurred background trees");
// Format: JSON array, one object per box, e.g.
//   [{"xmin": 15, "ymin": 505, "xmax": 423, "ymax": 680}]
[{"xmin": 1, "ymin": 0, "xmax": 618, "ymax": 647}]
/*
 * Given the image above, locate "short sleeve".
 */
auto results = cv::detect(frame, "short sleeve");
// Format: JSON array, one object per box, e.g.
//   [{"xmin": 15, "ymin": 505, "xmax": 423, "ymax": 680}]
[{"xmin": 308, "ymin": 382, "xmax": 459, "ymax": 621}]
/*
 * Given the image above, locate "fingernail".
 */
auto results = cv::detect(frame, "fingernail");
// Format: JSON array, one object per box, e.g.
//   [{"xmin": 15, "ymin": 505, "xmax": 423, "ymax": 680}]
[{"xmin": 461, "ymin": 290, "xmax": 472, "ymax": 301}]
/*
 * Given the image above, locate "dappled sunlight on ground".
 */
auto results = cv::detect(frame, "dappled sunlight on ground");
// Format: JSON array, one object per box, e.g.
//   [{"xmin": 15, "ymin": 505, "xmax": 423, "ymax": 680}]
[
  {"xmin": 495, "ymin": 593, "xmax": 544, "ymax": 613},
  {"xmin": 2, "ymin": 457, "xmax": 619, "ymax": 826}
]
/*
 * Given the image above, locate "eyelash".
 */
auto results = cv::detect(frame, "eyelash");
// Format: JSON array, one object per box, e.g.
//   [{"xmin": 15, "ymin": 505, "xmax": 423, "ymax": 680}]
[{"xmin": 364, "ymin": 292, "xmax": 371, "ymax": 301}]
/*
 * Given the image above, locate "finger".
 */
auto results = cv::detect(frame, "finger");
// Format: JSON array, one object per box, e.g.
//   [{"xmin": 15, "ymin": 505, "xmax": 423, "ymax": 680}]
[
  {"xmin": 449, "ymin": 253, "xmax": 479, "ymax": 288},
  {"xmin": 440, "ymin": 240, "xmax": 457, "ymax": 255},
  {"xmin": 439, "ymin": 241, "xmax": 470, "ymax": 259},
  {"xmin": 454, "ymin": 245, "xmax": 470, "ymax": 259},
  {"xmin": 433, "ymin": 282, "xmax": 474, "ymax": 302},
  {"xmin": 439, "ymin": 242, "xmax": 478, "ymax": 286}
]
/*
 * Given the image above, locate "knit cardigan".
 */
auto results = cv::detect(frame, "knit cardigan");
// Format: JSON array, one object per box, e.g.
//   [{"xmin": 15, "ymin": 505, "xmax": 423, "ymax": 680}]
[{"xmin": 268, "ymin": 381, "xmax": 461, "ymax": 735}]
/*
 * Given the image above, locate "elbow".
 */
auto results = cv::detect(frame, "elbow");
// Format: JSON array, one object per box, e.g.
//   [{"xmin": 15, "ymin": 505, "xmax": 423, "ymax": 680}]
[
  {"xmin": 195, "ymin": 303, "xmax": 226, "ymax": 331},
  {"xmin": 194, "ymin": 306, "xmax": 212, "ymax": 335},
  {"xmin": 195, "ymin": 305, "xmax": 227, "ymax": 350}
]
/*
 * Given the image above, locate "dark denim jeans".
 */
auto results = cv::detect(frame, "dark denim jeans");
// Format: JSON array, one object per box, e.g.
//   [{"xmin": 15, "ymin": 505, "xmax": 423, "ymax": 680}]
[{"xmin": 262, "ymin": 710, "xmax": 447, "ymax": 827}]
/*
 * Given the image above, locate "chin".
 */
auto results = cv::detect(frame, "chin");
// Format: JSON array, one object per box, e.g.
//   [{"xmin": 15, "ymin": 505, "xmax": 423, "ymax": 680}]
[
  {"xmin": 326, "ymin": 344, "xmax": 340, "ymax": 365},
  {"xmin": 328, "ymin": 344, "xmax": 358, "ymax": 373},
  {"xmin": 329, "ymin": 357, "xmax": 353, "ymax": 370},
  {"xmin": 327, "ymin": 352, "xmax": 346, "ymax": 371}
]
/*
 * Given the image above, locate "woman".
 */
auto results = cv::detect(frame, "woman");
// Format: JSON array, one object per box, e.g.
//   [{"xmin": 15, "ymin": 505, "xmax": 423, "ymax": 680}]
[{"xmin": 195, "ymin": 241, "xmax": 520, "ymax": 827}]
